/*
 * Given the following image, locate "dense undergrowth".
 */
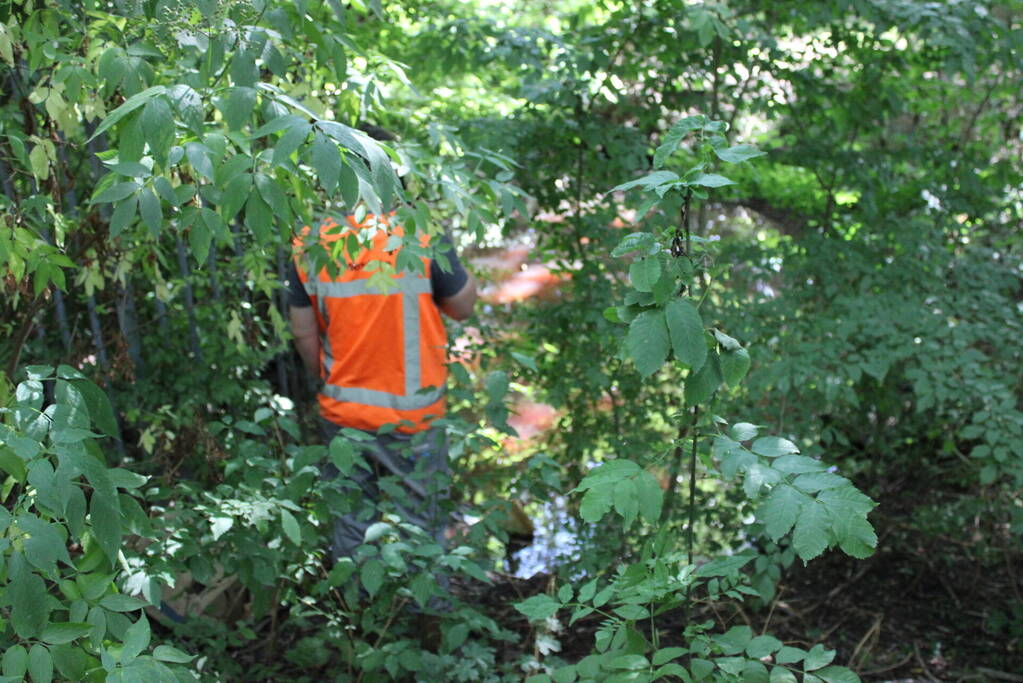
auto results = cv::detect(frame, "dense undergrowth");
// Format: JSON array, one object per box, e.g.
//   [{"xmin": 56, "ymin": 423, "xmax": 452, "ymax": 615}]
[{"xmin": 1, "ymin": 0, "xmax": 1021, "ymax": 680}]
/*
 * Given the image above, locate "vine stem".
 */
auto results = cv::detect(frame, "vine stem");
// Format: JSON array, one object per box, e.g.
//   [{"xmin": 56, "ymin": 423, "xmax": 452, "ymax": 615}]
[{"xmin": 686, "ymin": 404, "xmax": 700, "ymax": 569}]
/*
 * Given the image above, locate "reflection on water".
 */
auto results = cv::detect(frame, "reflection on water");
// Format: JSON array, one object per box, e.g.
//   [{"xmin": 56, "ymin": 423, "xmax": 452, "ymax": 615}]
[{"xmin": 511, "ymin": 496, "xmax": 587, "ymax": 578}]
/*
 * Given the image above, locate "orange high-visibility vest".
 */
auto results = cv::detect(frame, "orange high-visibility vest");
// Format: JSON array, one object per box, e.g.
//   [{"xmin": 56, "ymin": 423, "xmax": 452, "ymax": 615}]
[{"xmin": 293, "ymin": 215, "xmax": 448, "ymax": 433}]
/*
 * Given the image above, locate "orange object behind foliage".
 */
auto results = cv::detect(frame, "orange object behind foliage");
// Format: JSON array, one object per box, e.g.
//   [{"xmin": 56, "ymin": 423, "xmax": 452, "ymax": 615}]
[
  {"xmin": 469, "ymin": 243, "xmax": 569, "ymax": 305},
  {"xmin": 507, "ymin": 400, "xmax": 559, "ymax": 442},
  {"xmin": 483, "ymin": 264, "xmax": 567, "ymax": 304}
]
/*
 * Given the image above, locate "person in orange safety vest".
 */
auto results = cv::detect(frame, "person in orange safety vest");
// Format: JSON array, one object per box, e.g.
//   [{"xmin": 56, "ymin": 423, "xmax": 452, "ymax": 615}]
[{"xmin": 288, "ymin": 212, "xmax": 477, "ymax": 561}]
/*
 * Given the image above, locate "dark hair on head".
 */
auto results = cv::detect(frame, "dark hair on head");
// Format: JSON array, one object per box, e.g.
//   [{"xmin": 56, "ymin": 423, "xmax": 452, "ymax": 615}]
[
  {"xmin": 357, "ymin": 123, "xmax": 396, "ymax": 142},
  {"xmin": 354, "ymin": 123, "xmax": 406, "ymax": 195}
]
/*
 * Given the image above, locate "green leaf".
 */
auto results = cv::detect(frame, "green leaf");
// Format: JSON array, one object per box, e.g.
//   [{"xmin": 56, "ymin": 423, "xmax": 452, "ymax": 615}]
[
  {"xmin": 609, "ymin": 654, "xmax": 648, "ymax": 670},
  {"xmin": 804, "ymin": 644, "xmax": 836, "ymax": 671},
  {"xmin": 29, "ymin": 144, "xmax": 49, "ymax": 180},
  {"xmin": 514, "ymin": 594, "xmax": 561, "ymax": 622},
  {"xmin": 120, "ymin": 614, "xmax": 150, "ymax": 664},
  {"xmin": 231, "ymin": 49, "xmax": 259, "ymax": 87},
  {"xmin": 720, "ymin": 347, "xmax": 751, "ymax": 387},
  {"xmin": 280, "ymin": 508, "xmax": 301, "ymax": 545},
  {"xmin": 713, "ymin": 625, "xmax": 752, "ymax": 655},
  {"xmin": 245, "ymin": 190, "xmax": 273, "ymax": 242},
  {"xmin": 712, "ymin": 329, "xmax": 741, "ymax": 351},
  {"xmin": 153, "ymin": 176, "xmax": 178, "ymax": 205},
  {"xmin": 224, "ymin": 86, "xmax": 257, "ymax": 131},
  {"xmin": 759, "ymin": 484, "xmax": 810, "ymax": 541},
  {"xmin": 612, "ymin": 232, "xmax": 659, "ymax": 258},
  {"xmin": 254, "ymin": 172, "xmax": 290, "ymax": 220},
  {"xmin": 792, "ymin": 472, "xmax": 849, "ymax": 492},
  {"xmin": 141, "ymin": 97, "xmax": 175, "ymax": 164},
  {"xmin": 92, "ymin": 182, "xmax": 139, "ymax": 205},
  {"xmin": 27, "ymin": 644, "xmax": 52, "ymax": 683},
  {"xmin": 691, "ymin": 658, "xmax": 714, "ymax": 680},
  {"xmin": 0, "ymin": 448, "xmax": 27, "ymax": 482},
  {"xmin": 99, "ymin": 593, "xmax": 149, "ymax": 612},
  {"xmin": 575, "ymin": 459, "xmax": 642, "ymax": 490},
  {"xmin": 774, "ymin": 646, "xmax": 805, "ymax": 664},
  {"xmin": 273, "ymin": 120, "xmax": 313, "ymax": 167},
  {"xmin": 694, "ymin": 553, "xmax": 754, "ymax": 577},
  {"xmin": 152, "ymin": 645, "xmax": 193, "ymax": 665},
  {"xmin": 40, "ymin": 623, "xmax": 91, "ymax": 645},
  {"xmin": 485, "ymin": 370, "xmax": 509, "ymax": 403},
  {"xmin": 815, "ymin": 666, "xmax": 859, "ymax": 683},
  {"xmin": 221, "ymin": 172, "xmax": 252, "ymax": 219},
  {"xmin": 138, "ymin": 187, "xmax": 162, "ymax": 236},
  {"xmin": 9, "ymin": 554, "xmax": 49, "ymax": 638},
  {"xmin": 819, "ymin": 487, "xmax": 877, "ymax": 558},
  {"xmin": 110, "ymin": 161, "xmax": 150, "ymax": 178},
  {"xmin": 664, "ymin": 299, "xmax": 706, "ymax": 371},
  {"xmin": 793, "ymin": 501, "xmax": 830, "ymax": 562},
  {"xmin": 89, "ymin": 85, "xmax": 166, "ymax": 141},
  {"xmin": 310, "ymin": 133, "xmax": 340, "ymax": 194},
  {"xmin": 751, "ymin": 437, "xmax": 799, "ymax": 458},
  {"xmin": 75, "ymin": 572, "xmax": 113, "ymax": 601},
  {"xmin": 610, "ymin": 170, "xmax": 678, "ymax": 194},
  {"xmin": 688, "ymin": 173, "xmax": 734, "ymax": 188},
  {"xmin": 89, "ymin": 493, "xmax": 122, "ymax": 564},
  {"xmin": 579, "ymin": 485, "xmax": 614, "ymax": 523},
  {"xmin": 772, "ymin": 455, "xmax": 826, "ymax": 474},
  {"xmin": 510, "ymin": 351, "xmax": 537, "ymax": 371},
  {"xmin": 2, "ymin": 645, "xmax": 28, "ymax": 678},
  {"xmin": 445, "ymin": 622, "xmax": 470, "ymax": 650},
  {"xmin": 109, "ymin": 196, "xmax": 138, "ymax": 238},
  {"xmin": 613, "ymin": 478, "xmax": 639, "ymax": 526},
  {"xmin": 168, "ymin": 84, "xmax": 203, "ymax": 134},
  {"xmin": 636, "ymin": 470, "xmax": 664, "ymax": 523},
  {"xmin": 339, "ymin": 160, "xmax": 359, "ymax": 207},
  {"xmin": 189, "ymin": 216, "xmax": 212, "ymax": 263},
  {"xmin": 629, "ymin": 257, "xmax": 660, "ymax": 292},
  {"xmin": 119, "ymin": 111, "xmax": 145, "ymax": 162},
  {"xmin": 577, "ymin": 579, "xmax": 597, "ymax": 603},
  {"xmin": 730, "ymin": 422, "xmax": 759, "ymax": 441},
  {"xmin": 185, "ymin": 142, "xmax": 214, "ymax": 181},
  {"xmin": 714, "ymin": 144, "xmax": 766, "ymax": 164},
  {"xmin": 18, "ymin": 514, "xmax": 72, "ymax": 574},
  {"xmin": 653, "ymin": 116, "xmax": 706, "ymax": 168},
  {"xmin": 746, "ymin": 635, "xmax": 783, "ymax": 658},
  {"xmin": 770, "ymin": 667, "xmax": 798, "ymax": 683},
  {"xmin": 553, "ymin": 665, "xmax": 578, "ymax": 683},
  {"xmin": 744, "ymin": 661, "xmax": 770, "ymax": 683},
  {"xmin": 684, "ymin": 350, "xmax": 722, "ymax": 405},
  {"xmin": 626, "ymin": 310, "xmax": 669, "ymax": 377},
  {"xmin": 652, "ymin": 647, "xmax": 687, "ymax": 666},
  {"xmin": 361, "ymin": 558, "xmax": 385, "ymax": 597}
]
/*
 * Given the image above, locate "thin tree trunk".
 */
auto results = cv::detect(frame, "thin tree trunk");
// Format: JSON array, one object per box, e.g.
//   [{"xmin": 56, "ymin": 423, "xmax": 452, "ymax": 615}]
[
  {"xmin": 176, "ymin": 235, "xmax": 203, "ymax": 362},
  {"xmin": 85, "ymin": 295, "xmax": 109, "ymax": 368},
  {"xmin": 116, "ymin": 284, "xmax": 144, "ymax": 377},
  {"xmin": 275, "ymin": 247, "xmax": 292, "ymax": 400},
  {"xmin": 231, "ymin": 221, "xmax": 253, "ymax": 327},
  {"xmin": 207, "ymin": 246, "xmax": 222, "ymax": 302}
]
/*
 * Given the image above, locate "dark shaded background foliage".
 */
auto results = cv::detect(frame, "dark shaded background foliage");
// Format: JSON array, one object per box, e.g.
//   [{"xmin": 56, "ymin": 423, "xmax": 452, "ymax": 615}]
[{"xmin": 1, "ymin": 0, "xmax": 1021, "ymax": 680}]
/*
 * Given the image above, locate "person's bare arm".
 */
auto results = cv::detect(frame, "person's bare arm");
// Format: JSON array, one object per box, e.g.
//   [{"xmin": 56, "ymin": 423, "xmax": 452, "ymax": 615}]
[
  {"xmin": 438, "ymin": 272, "xmax": 478, "ymax": 321},
  {"xmin": 289, "ymin": 306, "xmax": 321, "ymax": 377}
]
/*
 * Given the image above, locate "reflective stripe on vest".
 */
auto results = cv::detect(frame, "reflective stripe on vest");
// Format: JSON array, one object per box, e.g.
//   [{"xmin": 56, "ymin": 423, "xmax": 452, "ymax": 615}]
[{"xmin": 303, "ymin": 275, "xmax": 443, "ymax": 411}]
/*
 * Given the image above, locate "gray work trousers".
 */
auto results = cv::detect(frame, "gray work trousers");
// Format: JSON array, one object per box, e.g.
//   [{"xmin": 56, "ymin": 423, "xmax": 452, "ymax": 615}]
[{"xmin": 319, "ymin": 418, "xmax": 449, "ymax": 562}]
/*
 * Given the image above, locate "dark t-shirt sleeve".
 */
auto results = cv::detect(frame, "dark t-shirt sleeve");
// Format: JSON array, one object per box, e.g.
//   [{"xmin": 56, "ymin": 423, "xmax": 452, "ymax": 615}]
[
  {"xmin": 430, "ymin": 234, "xmax": 469, "ymax": 302},
  {"xmin": 287, "ymin": 260, "xmax": 312, "ymax": 307}
]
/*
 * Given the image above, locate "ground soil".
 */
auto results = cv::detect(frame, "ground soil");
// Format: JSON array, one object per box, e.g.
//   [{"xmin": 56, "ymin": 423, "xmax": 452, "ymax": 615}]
[{"xmin": 465, "ymin": 481, "xmax": 1023, "ymax": 682}]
